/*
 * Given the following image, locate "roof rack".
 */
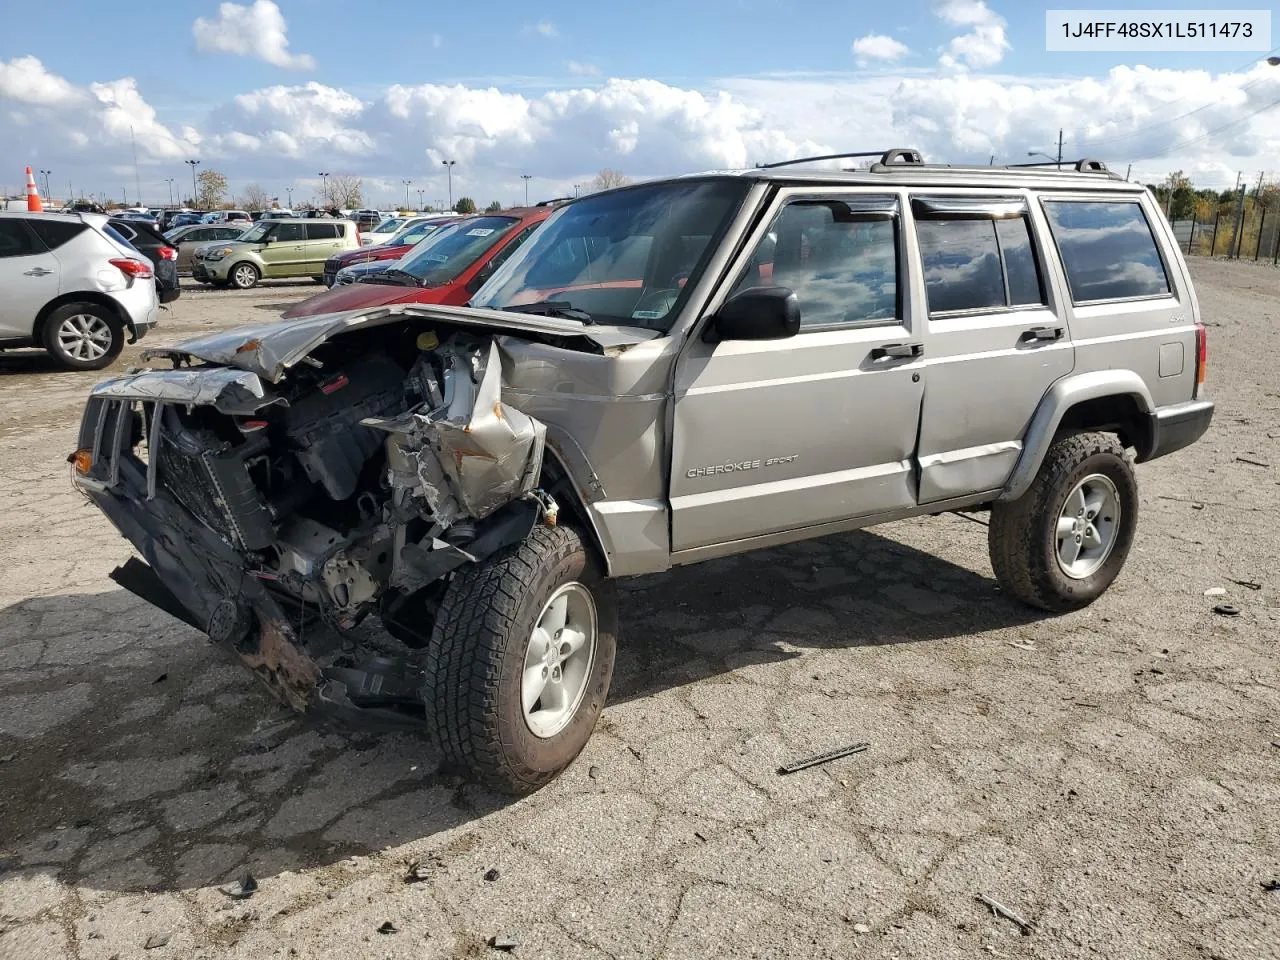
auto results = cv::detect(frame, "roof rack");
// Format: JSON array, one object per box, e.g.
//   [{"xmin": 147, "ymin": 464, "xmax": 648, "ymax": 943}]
[
  {"xmin": 757, "ymin": 148, "xmax": 924, "ymax": 170},
  {"xmin": 1003, "ymin": 158, "xmax": 1111, "ymax": 173}
]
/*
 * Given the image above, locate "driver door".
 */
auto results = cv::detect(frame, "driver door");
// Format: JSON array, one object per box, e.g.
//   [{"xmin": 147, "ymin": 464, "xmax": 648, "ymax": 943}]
[{"xmin": 670, "ymin": 190, "xmax": 925, "ymax": 554}]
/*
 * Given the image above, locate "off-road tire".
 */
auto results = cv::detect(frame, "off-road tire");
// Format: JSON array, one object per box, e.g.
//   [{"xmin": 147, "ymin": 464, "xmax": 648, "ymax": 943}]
[
  {"xmin": 425, "ymin": 524, "xmax": 617, "ymax": 794},
  {"xmin": 229, "ymin": 262, "xmax": 260, "ymax": 290},
  {"xmin": 42, "ymin": 302, "xmax": 124, "ymax": 371},
  {"xmin": 989, "ymin": 432, "xmax": 1138, "ymax": 612}
]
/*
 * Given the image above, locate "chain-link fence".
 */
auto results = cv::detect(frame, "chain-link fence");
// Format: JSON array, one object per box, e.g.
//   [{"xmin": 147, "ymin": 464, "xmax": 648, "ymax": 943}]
[{"xmin": 1172, "ymin": 205, "xmax": 1280, "ymax": 263}]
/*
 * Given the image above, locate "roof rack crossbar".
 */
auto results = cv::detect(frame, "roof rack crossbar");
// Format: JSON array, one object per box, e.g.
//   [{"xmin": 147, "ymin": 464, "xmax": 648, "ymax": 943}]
[
  {"xmin": 758, "ymin": 148, "xmax": 923, "ymax": 170},
  {"xmin": 1004, "ymin": 158, "xmax": 1110, "ymax": 173}
]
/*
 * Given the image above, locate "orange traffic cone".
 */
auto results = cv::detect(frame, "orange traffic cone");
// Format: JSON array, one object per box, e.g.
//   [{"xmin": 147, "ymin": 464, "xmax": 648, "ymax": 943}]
[{"xmin": 24, "ymin": 166, "xmax": 43, "ymax": 212}]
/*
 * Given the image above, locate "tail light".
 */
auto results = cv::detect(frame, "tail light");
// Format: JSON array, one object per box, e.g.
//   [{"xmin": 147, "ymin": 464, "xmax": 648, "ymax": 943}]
[
  {"xmin": 157, "ymin": 246, "xmax": 177, "ymax": 261},
  {"xmin": 1194, "ymin": 321, "xmax": 1207, "ymax": 395},
  {"xmin": 110, "ymin": 257, "xmax": 153, "ymax": 280}
]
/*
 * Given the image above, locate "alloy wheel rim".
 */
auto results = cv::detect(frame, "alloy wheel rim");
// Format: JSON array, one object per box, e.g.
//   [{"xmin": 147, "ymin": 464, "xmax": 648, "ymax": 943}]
[
  {"xmin": 521, "ymin": 582, "xmax": 597, "ymax": 739},
  {"xmin": 235, "ymin": 265, "xmax": 256, "ymax": 287},
  {"xmin": 1055, "ymin": 473, "xmax": 1121, "ymax": 579},
  {"xmin": 56, "ymin": 314, "xmax": 112, "ymax": 361}
]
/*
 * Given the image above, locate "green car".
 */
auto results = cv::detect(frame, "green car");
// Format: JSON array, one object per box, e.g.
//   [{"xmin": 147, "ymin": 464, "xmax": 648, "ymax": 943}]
[{"xmin": 190, "ymin": 218, "xmax": 359, "ymax": 289}]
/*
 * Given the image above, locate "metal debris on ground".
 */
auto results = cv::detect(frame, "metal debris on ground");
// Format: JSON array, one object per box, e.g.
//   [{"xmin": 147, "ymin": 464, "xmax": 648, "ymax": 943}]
[
  {"xmin": 1236, "ymin": 456, "xmax": 1270, "ymax": 467},
  {"xmin": 483, "ymin": 868, "xmax": 500, "ymax": 882},
  {"xmin": 588, "ymin": 765, "xmax": 600, "ymax": 779},
  {"xmin": 377, "ymin": 921, "xmax": 398, "ymax": 934},
  {"xmin": 1262, "ymin": 880, "xmax": 1280, "ymax": 892},
  {"xmin": 404, "ymin": 859, "xmax": 434, "ymax": 884},
  {"xmin": 975, "ymin": 893, "xmax": 1036, "ymax": 935},
  {"xmin": 1213, "ymin": 604, "xmax": 1242, "ymax": 617},
  {"xmin": 218, "ymin": 873, "xmax": 258, "ymax": 899},
  {"xmin": 1231, "ymin": 579, "xmax": 1263, "ymax": 590},
  {"xmin": 777, "ymin": 741, "xmax": 870, "ymax": 775},
  {"xmin": 143, "ymin": 932, "xmax": 172, "ymax": 949},
  {"xmin": 1203, "ymin": 587, "xmax": 1227, "ymax": 597},
  {"xmin": 1006, "ymin": 640, "xmax": 1037, "ymax": 651},
  {"xmin": 490, "ymin": 932, "xmax": 521, "ymax": 951},
  {"xmin": 152, "ymin": 673, "xmax": 168, "ymax": 684},
  {"xmin": 1073, "ymin": 701, "xmax": 1101, "ymax": 708}
]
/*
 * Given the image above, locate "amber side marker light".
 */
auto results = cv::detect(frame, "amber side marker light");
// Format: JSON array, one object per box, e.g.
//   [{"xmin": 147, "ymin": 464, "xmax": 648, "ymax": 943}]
[{"xmin": 68, "ymin": 449, "xmax": 93, "ymax": 474}]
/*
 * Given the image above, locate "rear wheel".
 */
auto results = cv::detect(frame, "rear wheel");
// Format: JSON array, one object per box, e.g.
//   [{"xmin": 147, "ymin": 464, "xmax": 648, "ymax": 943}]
[
  {"xmin": 42, "ymin": 303, "xmax": 123, "ymax": 371},
  {"xmin": 424, "ymin": 524, "xmax": 617, "ymax": 794},
  {"xmin": 989, "ymin": 432, "xmax": 1137, "ymax": 611},
  {"xmin": 230, "ymin": 262, "xmax": 260, "ymax": 290}
]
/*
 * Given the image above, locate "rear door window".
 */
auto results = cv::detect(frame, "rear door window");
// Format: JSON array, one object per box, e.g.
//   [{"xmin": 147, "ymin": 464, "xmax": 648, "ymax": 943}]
[
  {"xmin": 27, "ymin": 219, "xmax": 87, "ymax": 250},
  {"xmin": 0, "ymin": 220, "xmax": 43, "ymax": 257},
  {"xmin": 1042, "ymin": 200, "xmax": 1170, "ymax": 302},
  {"xmin": 275, "ymin": 223, "xmax": 306, "ymax": 242},
  {"xmin": 913, "ymin": 201, "xmax": 1046, "ymax": 314}
]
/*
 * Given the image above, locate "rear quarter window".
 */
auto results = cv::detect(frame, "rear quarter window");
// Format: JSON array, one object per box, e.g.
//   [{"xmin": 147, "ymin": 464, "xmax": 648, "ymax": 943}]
[
  {"xmin": 305, "ymin": 223, "xmax": 341, "ymax": 240},
  {"xmin": 27, "ymin": 218, "xmax": 87, "ymax": 250},
  {"xmin": 1042, "ymin": 200, "xmax": 1170, "ymax": 302}
]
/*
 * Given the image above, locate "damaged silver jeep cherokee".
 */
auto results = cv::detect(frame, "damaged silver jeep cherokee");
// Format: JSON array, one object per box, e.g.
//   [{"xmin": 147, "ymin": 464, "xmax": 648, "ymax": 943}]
[{"xmin": 72, "ymin": 150, "xmax": 1213, "ymax": 792}]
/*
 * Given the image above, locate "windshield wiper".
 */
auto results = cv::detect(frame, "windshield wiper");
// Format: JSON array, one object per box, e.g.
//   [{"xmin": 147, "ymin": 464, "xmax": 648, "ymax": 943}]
[
  {"xmin": 501, "ymin": 301, "xmax": 595, "ymax": 325},
  {"xmin": 358, "ymin": 268, "xmax": 419, "ymax": 287}
]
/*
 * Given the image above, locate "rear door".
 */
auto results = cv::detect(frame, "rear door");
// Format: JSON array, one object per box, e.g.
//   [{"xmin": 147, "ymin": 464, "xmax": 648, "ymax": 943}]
[
  {"xmin": 908, "ymin": 193, "xmax": 1075, "ymax": 502},
  {"xmin": 0, "ymin": 219, "xmax": 60, "ymax": 338},
  {"xmin": 670, "ymin": 189, "xmax": 925, "ymax": 553},
  {"xmin": 303, "ymin": 222, "xmax": 345, "ymax": 271}
]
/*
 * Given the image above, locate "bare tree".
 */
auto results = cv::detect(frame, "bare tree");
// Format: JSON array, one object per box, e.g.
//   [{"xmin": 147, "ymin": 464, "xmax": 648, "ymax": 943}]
[
  {"xmin": 591, "ymin": 168, "xmax": 630, "ymax": 192},
  {"xmin": 240, "ymin": 182, "xmax": 270, "ymax": 211},
  {"xmin": 196, "ymin": 169, "xmax": 228, "ymax": 211},
  {"xmin": 328, "ymin": 174, "xmax": 363, "ymax": 209}
]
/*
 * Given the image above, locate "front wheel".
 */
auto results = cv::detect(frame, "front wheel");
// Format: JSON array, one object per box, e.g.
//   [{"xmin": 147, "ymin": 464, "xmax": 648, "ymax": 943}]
[
  {"xmin": 424, "ymin": 524, "xmax": 617, "ymax": 794},
  {"xmin": 989, "ymin": 432, "xmax": 1138, "ymax": 612},
  {"xmin": 229, "ymin": 262, "xmax": 260, "ymax": 289}
]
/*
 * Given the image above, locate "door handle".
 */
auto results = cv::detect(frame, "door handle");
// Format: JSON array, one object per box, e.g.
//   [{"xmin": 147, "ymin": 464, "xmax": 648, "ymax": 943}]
[
  {"xmin": 24, "ymin": 267, "xmax": 53, "ymax": 276},
  {"xmin": 871, "ymin": 341, "xmax": 924, "ymax": 360},
  {"xmin": 1020, "ymin": 325, "xmax": 1064, "ymax": 343}
]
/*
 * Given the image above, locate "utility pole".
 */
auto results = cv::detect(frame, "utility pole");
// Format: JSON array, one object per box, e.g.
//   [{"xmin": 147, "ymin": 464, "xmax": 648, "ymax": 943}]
[
  {"xmin": 130, "ymin": 126, "xmax": 142, "ymax": 208},
  {"xmin": 441, "ymin": 160, "xmax": 456, "ymax": 209},
  {"xmin": 1056, "ymin": 128, "xmax": 1064, "ymax": 169},
  {"xmin": 185, "ymin": 159, "xmax": 200, "ymax": 207},
  {"xmin": 402, "ymin": 179, "xmax": 412, "ymax": 210},
  {"xmin": 521, "ymin": 173, "xmax": 532, "ymax": 205}
]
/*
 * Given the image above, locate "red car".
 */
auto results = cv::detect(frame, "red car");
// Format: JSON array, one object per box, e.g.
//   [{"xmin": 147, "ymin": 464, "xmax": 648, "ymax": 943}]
[
  {"xmin": 320, "ymin": 215, "xmax": 461, "ymax": 287},
  {"xmin": 284, "ymin": 207, "xmax": 552, "ymax": 319}
]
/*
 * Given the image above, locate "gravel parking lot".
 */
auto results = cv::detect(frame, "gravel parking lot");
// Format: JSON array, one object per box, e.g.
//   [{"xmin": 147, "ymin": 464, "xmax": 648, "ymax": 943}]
[{"xmin": 1, "ymin": 262, "xmax": 1277, "ymax": 960}]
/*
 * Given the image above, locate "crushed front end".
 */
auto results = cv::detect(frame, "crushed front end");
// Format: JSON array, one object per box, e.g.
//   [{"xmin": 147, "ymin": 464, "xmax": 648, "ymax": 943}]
[{"xmin": 71, "ymin": 323, "xmax": 556, "ymax": 729}]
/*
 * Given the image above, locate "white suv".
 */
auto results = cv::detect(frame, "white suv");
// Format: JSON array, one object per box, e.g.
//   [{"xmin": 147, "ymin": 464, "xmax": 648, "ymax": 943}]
[{"xmin": 0, "ymin": 211, "xmax": 159, "ymax": 370}]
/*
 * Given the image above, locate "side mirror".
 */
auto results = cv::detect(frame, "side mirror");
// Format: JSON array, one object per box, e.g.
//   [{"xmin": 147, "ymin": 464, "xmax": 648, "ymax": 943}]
[{"xmin": 703, "ymin": 286, "xmax": 800, "ymax": 343}]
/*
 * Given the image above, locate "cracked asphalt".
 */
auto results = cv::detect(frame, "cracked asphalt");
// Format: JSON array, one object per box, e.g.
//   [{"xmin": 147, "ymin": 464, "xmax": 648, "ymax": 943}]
[{"xmin": 1, "ymin": 262, "xmax": 1278, "ymax": 960}]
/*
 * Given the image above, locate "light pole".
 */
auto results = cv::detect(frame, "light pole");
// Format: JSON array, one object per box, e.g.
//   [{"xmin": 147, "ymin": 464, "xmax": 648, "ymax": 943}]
[
  {"xmin": 402, "ymin": 179, "xmax": 412, "ymax": 210},
  {"xmin": 38, "ymin": 169, "xmax": 51, "ymax": 201},
  {"xmin": 520, "ymin": 174, "xmax": 532, "ymax": 206},
  {"xmin": 286, "ymin": 186, "xmax": 294, "ymax": 208},
  {"xmin": 441, "ymin": 160, "xmax": 456, "ymax": 210},
  {"xmin": 185, "ymin": 159, "xmax": 200, "ymax": 206},
  {"xmin": 317, "ymin": 172, "xmax": 330, "ymax": 209},
  {"xmin": 417, "ymin": 188, "xmax": 425, "ymax": 210},
  {"xmin": 573, "ymin": 183, "xmax": 580, "ymax": 198},
  {"xmin": 1026, "ymin": 128, "xmax": 1064, "ymax": 169},
  {"xmin": 164, "ymin": 177, "xmax": 175, "ymax": 206}
]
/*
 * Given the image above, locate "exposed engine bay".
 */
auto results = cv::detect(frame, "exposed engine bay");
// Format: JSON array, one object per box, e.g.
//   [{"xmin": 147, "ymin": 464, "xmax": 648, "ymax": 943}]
[{"xmin": 74, "ymin": 318, "xmax": 574, "ymax": 724}]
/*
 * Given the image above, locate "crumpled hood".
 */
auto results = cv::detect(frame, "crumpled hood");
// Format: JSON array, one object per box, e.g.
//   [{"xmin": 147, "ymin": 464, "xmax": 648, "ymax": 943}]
[
  {"xmin": 139, "ymin": 302, "xmax": 659, "ymax": 382},
  {"xmin": 282, "ymin": 282, "xmax": 424, "ymax": 320}
]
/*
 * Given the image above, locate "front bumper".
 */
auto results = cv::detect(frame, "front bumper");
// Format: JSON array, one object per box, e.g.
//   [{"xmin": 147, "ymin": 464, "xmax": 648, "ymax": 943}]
[
  {"xmin": 191, "ymin": 258, "xmax": 233, "ymax": 282},
  {"xmin": 1148, "ymin": 399, "xmax": 1214, "ymax": 460}
]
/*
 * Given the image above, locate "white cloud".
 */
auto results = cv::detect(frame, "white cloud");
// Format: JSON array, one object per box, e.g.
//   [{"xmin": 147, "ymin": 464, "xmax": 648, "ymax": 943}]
[
  {"xmin": 851, "ymin": 34, "xmax": 910, "ymax": 66},
  {"xmin": 3, "ymin": 55, "xmax": 1278, "ymax": 204},
  {"xmin": 431, "ymin": 33, "xmax": 443, "ymax": 49},
  {"xmin": 193, "ymin": 1, "xmax": 316, "ymax": 70},
  {"xmin": 535, "ymin": 20, "xmax": 559, "ymax": 39},
  {"xmin": 935, "ymin": 0, "xmax": 1009, "ymax": 70},
  {"xmin": 566, "ymin": 60, "xmax": 600, "ymax": 76}
]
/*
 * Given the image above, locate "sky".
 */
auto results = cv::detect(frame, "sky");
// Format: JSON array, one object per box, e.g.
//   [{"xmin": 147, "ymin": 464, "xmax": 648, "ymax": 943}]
[{"xmin": 1, "ymin": 0, "xmax": 1277, "ymax": 207}]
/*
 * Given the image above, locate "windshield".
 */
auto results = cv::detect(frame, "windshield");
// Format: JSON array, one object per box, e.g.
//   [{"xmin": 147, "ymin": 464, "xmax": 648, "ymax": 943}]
[
  {"xmin": 390, "ymin": 220, "xmax": 444, "ymax": 246},
  {"xmin": 397, "ymin": 216, "xmax": 519, "ymax": 285},
  {"xmin": 471, "ymin": 180, "xmax": 748, "ymax": 330},
  {"xmin": 371, "ymin": 218, "xmax": 404, "ymax": 233},
  {"xmin": 238, "ymin": 222, "xmax": 273, "ymax": 243}
]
